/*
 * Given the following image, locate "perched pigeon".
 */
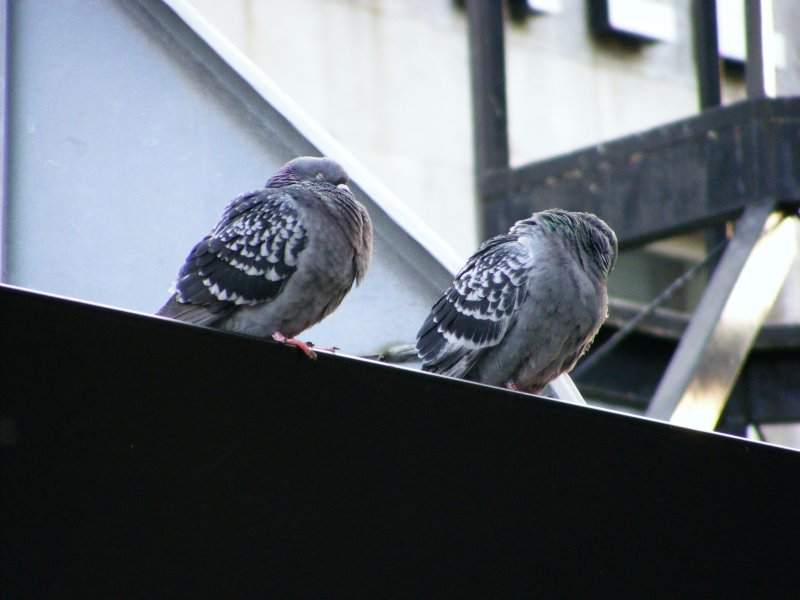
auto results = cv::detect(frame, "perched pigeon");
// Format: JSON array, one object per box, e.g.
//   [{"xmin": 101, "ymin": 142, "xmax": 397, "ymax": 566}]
[
  {"xmin": 416, "ymin": 209, "xmax": 617, "ymax": 394},
  {"xmin": 157, "ymin": 156, "xmax": 373, "ymax": 357}
]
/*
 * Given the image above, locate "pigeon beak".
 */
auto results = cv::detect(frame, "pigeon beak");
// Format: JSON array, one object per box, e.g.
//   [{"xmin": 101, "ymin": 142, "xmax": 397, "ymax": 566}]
[{"xmin": 337, "ymin": 183, "xmax": 351, "ymax": 193}]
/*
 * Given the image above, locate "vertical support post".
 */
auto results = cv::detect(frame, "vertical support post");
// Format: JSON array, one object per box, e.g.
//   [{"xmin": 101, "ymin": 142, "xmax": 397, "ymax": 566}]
[
  {"xmin": 690, "ymin": 0, "xmax": 726, "ymax": 265},
  {"xmin": 744, "ymin": 0, "xmax": 767, "ymax": 98},
  {"xmin": 465, "ymin": 0, "xmax": 509, "ymax": 238},
  {"xmin": 691, "ymin": 0, "xmax": 721, "ymax": 110}
]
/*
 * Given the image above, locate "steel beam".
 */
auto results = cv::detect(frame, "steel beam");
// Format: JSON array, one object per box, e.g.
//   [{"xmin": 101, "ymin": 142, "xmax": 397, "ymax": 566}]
[
  {"xmin": 465, "ymin": 0, "xmax": 509, "ymax": 241},
  {"xmin": 668, "ymin": 214, "xmax": 798, "ymax": 429},
  {"xmin": 646, "ymin": 203, "xmax": 797, "ymax": 427},
  {"xmin": 691, "ymin": 0, "xmax": 721, "ymax": 110},
  {"xmin": 745, "ymin": 0, "xmax": 767, "ymax": 98},
  {"xmin": 465, "ymin": 0, "xmax": 508, "ymax": 176},
  {"xmin": 691, "ymin": 0, "xmax": 728, "ymax": 263},
  {"xmin": 646, "ymin": 202, "xmax": 773, "ymax": 420},
  {"xmin": 480, "ymin": 98, "xmax": 800, "ymax": 246}
]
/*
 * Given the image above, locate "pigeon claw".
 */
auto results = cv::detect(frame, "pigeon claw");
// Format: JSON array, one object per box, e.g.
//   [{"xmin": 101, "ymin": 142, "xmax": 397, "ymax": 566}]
[{"xmin": 272, "ymin": 332, "xmax": 318, "ymax": 360}]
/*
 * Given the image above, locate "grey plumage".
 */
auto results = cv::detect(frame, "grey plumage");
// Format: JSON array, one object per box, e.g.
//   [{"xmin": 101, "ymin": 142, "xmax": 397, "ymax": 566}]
[
  {"xmin": 157, "ymin": 156, "xmax": 373, "ymax": 340},
  {"xmin": 416, "ymin": 209, "xmax": 617, "ymax": 394}
]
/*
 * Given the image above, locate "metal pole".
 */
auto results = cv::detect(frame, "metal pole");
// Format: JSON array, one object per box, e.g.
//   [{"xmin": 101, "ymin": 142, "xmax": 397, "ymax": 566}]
[
  {"xmin": 691, "ymin": 0, "xmax": 721, "ymax": 110},
  {"xmin": 745, "ymin": 0, "xmax": 766, "ymax": 98},
  {"xmin": 646, "ymin": 202, "xmax": 798, "ymax": 428},
  {"xmin": 690, "ymin": 0, "xmax": 727, "ymax": 266},
  {"xmin": 465, "ymin": 0, "xmax": 509, "ymax": 201},
  {"xmin": 670, "ymin": 215, "xmax": 798, "ymax": 430}
]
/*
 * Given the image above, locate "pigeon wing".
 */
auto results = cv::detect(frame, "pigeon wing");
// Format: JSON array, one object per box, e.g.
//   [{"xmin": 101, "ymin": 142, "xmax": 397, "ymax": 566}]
[
  {"xmin": 416, "ymin": 233, "xmax": 532, "ymax": 378},
  {"xmin": 157, "ymin": 188, "xmax": 307, "ymax": 326}
]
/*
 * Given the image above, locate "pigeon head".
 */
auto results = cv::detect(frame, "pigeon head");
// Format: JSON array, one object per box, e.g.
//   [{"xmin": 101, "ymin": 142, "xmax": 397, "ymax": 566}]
[
  {"xmin": 580, "ymin": 212, "xmax": 617, "ymax": 277},
  {"xmin": 517, "ymin": 209, "xmax": 617, "ymax": 277},
  {"xmin": 266, "ymin": 156, "xmax": 350, "ymax": 188}
]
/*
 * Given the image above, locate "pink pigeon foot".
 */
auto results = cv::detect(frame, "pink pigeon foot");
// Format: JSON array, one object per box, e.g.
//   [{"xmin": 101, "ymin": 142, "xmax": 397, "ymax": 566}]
[{"xmin": 272, "ymin": 332, "xmax": 318, "ymax": 360}]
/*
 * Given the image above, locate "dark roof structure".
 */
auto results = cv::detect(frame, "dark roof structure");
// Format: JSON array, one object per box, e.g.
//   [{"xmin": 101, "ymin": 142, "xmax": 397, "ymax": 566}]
[{"xmin": 3, "ymin": 283, "xmax": 800, "ymax": 596}]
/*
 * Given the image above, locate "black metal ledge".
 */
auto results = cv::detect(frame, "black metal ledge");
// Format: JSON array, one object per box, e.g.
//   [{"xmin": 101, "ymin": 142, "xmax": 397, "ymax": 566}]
[
  {"xmin": 2, "ymin": 283, "xmax": 800, "ymax": 596},
  {"xmin": 482, "ymin": 98, "xmax": 800, "ymax": 247}
]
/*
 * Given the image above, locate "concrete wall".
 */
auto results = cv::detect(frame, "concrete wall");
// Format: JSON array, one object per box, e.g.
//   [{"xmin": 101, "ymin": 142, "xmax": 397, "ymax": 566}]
[
  {"xmin": 186, "ymin": 0, "xmax": 477, "ymax": 257},
  {"xmin": 185, "ymin": 0, "xmax": 800, "ymax": 324},
  {"xmin": 184, "ymin": 0, "xmax": 785, "ymax": 260},
  {"xmin": 3, "ymin": 0, "xmax": 459, "ymax": 357}
]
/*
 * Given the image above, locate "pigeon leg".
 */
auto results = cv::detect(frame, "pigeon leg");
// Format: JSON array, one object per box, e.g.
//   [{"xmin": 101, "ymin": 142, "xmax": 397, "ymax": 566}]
[
  {"xmin": 506, "ymin": 381, "xmax": 545, "ymax": 395},
  {"xmin": 272, "ymin": 332, "xmax": 318, "ymax": 360},
  {"xmin": 296, "ymin": 340, "xmax": 340, "ymax": 354},
  {"xmin": 311, "ymin": 343, "xmax": 340, "ymax": 354}
]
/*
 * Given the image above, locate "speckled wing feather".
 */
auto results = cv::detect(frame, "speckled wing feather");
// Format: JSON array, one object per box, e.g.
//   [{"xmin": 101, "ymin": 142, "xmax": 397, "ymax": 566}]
[
  {"xmin": 416, "ymin": 233, "xmax": 533, "ymax": 377},
  {"xmin": 157, "ymin": 188, "xmax": 307, "ymax": 325}
]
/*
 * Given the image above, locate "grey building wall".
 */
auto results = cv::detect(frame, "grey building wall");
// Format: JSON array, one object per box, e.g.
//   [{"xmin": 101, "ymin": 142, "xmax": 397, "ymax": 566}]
[
  {"xmin": 183, "ymin": 0, "xmax": 800, "ymax": 323},
  {"xmin": 2, "ymin": 0, "xmax": 463, "ymax": 357},
  {"xmin": 182, "ymin": 0, "xmax": 799, "ymax": 260}
]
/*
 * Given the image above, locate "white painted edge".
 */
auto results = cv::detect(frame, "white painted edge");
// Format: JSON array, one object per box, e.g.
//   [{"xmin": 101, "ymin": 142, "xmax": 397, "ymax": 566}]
[
  {"xmin": 163, "ymin": 0, "xmax": 465, "ymax": 276},
  {"xmin": 546, "ymin": 373, "xmax": 588, "ymax": 406}
]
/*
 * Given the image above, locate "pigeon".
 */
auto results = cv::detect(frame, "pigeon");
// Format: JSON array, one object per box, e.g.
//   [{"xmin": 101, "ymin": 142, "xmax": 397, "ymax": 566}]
[
  {"xmin": 157, "ymin": 156, "xmax": 373, "ymax": 358},
  {"xmin": 416, "ymin": 209, "xmax": 617, "ymax": 394}
]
